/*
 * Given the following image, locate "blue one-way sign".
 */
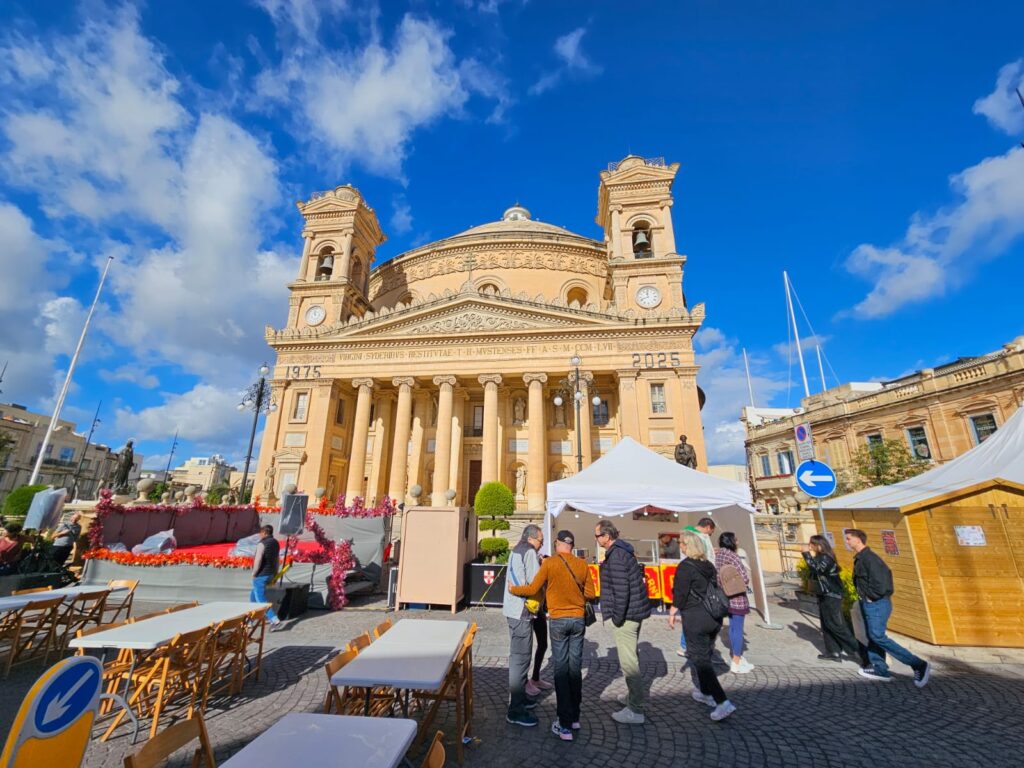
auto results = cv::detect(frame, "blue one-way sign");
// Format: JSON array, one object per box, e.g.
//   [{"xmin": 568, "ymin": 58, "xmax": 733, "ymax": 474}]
[{"xmin": 795, "ymin": 460, "xmax": 837, "ymax": 499}]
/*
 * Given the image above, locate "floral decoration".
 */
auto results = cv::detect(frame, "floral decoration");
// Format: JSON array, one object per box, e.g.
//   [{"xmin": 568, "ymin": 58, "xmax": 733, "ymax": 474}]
[{"xmin": 304, "ymin": 510, "xmax": 355, "ymax": 610}]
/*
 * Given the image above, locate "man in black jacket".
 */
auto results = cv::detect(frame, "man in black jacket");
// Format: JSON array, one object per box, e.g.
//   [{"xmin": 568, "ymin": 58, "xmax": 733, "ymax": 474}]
[
  {"xmin": 846, "ymin": 529, "xmax": 930, "ymax": 687},
  {"xmin": 596, "ymin": 519, "xmax": 652, "ymax": 724}
]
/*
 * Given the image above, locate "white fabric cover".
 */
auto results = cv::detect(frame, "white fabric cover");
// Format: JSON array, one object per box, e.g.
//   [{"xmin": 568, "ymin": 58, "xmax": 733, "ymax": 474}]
[
  {"xmin": 824, "ymin": 404, "xmax": 1024, "ymax": 511},
  {"xmin": 543, "ymin": 437, "xmax": 772, "ymax": 624}
]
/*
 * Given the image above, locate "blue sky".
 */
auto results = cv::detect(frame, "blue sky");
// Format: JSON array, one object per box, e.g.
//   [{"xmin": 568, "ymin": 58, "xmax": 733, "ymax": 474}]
[{"xmin": 1, "ymin": 0, "xmax": 1022, "ymax": 469}]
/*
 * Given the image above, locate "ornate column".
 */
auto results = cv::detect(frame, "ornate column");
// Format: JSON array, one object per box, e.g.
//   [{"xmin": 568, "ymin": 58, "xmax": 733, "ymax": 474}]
[
  {"xmin": 297, "ymin": 231, "xmax": 314, "ymax": 282},
  {"xmin": 431, "ymin": 375, "xmax": 457, "ymax": 506},
  {"xmin": 524, "ymin": 373, "xmax": 548, "ymax": 510},
  {"xmin": 479, "ymin": 374, "xmax": 502, "ymax": 483},
  {"xmin": 345, "ymin": 378, "xmax": 375, "ymax": 499},
  {"xmin": 388, "ymin": 377, "xmax": 416, "ymax": 505},
  {"xmin": 339, "ymin": 229, "xmax": 354, "ymax": 281},
  {"xmin": 610, "ymin": 206, "xmax": 623, "ymax": 260},
  {"xmin": 578, "ymin": 372, "xmax": 594, "ymax": 468},
  {"xmin": 449, "ymin": 389, "xmax": 468, "ymax": 503},
  {"xmin": 408, "ymin": 390, "xmax": 429, "ymax": 500},
  {"xmin": 660, "ymin": 200, "xmax": 676, "ymax": 254},
  {"xmin": 367, "ymin": 392, "xmax": 393, "ymax": 502}
]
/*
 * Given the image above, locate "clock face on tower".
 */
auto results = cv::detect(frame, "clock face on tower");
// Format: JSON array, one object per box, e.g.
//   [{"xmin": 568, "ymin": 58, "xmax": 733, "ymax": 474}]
[
  {"xmin": 304, "ymin": 305, "xmax": 326, "ymax": 326},
  {"xmin": 635, "ymin": 285, "xmax": 662, "ymax": 309}
]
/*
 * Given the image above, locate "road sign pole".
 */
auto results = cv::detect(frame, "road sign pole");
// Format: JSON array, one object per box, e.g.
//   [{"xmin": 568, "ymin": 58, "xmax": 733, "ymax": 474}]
[{"xmin": 816, "ymin": 498, "xmax": 827, "ymax": 535}]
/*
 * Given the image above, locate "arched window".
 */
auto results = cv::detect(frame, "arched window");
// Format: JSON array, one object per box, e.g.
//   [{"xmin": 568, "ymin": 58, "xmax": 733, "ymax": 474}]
[
  {"xmin": 632, "ymin": 221, "xmax": 653, "ymax": 259},
  {"xmin": 566, "ymin": 287, "xmax": 588, "ymax": 307}
]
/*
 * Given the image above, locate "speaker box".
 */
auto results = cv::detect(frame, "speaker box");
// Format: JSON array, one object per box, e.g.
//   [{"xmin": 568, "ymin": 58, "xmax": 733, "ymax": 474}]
[{"xmin": 278, "ymin": 492, "xmax": 308, "ymax": 536}]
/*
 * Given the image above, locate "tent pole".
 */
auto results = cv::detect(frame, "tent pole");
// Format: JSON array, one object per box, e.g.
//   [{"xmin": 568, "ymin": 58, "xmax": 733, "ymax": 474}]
[{"xmin": 750, "ymin": 511, "xmax": 783, "ymax": 630}]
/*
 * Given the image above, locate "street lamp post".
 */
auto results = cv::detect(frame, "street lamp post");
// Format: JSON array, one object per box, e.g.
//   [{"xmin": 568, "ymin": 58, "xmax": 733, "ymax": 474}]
[
  {"xmin": 552, "ymin": 354, "xmax": 601, "ymax": 474},
  {"xmin": 70, "ymin": 401, "xmax": 101, "ymax": 501},
  {"xmin": 237, "ymin": 364, "xmax": 277, "ymax": 503}
]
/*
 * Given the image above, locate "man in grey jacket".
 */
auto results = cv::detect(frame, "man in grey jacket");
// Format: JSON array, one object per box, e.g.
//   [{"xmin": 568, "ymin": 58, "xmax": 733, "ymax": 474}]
[{"xmin": 503, "ymin": 524, "xmax": 543, "ymax": 727}]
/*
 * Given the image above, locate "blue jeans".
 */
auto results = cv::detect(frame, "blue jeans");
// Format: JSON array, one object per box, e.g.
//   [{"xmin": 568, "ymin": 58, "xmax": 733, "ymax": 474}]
[
  {"xmin": 549, "ymin": 617, "xmax": 585, "ymax": 728},
  {"xmin": 251, "ymin": 575, "xmax": 279, "ymax": 623},
  {"xmin": 860, "ymin": 597, "xmax": 923, "ymax": 676},
  {"xmin": 727, "ymin": 613, "xmax": 745, "ymax": 658}
]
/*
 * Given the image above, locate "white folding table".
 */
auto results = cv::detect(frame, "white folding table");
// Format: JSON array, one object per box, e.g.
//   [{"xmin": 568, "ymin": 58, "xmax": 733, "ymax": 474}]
[
  {"xmin": 220, "ymin": 714, "xmax": 418, "ymax": 768},
  {"xmin": 67, "ymin": 601, "xmax": 268, "ymax": 651},
  {"xmin": 0, "ymin": 584, "xmax": 123, "ymax": 614}
]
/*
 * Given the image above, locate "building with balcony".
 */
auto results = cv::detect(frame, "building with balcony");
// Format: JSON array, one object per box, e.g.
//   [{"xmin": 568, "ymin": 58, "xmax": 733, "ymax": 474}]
[
  {"xmin": 170, "ymin": 455, "xmax": 235, "ymax": 491},
  {"xmin": 743, "ymin": 337, "xmax": 1024, "ymax": 513}
]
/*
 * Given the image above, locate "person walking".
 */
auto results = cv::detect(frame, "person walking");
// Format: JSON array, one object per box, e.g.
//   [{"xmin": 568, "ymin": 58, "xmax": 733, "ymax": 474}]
[
  {"xmin": 801, "ymin": 535, "xmax": 869, "ymax": 667},
  {"xmin": 846, "ymin": 529, "xmax": 931, "ymax": 687},
  {"xmin": 676, "ymin": 517, "xmax": 716, "ymax": 658},
  {"xmin": 504, "ymin": 524, "xmax": 544, "ymax": 726},
  {"xmin": 509, "ymin": 529, "xmax": 596, "ymax": 742},
  {"xmin": 51, "ymin": 511, "xmax": 82, "ymax": 567},
  {"xmin": 251, "ymin": 524, "xmax": 283, "ymax": 631},
  {"xmin": 714, "ymin": 532, "xmax": 754, "ymax": 674},
  {"xmin": 669, "ymin": 530, "xmax": 736, "ymax": 722},
  {"xmin": 595, "ymin": 519, "xmax": 651, "ymax": 725}
]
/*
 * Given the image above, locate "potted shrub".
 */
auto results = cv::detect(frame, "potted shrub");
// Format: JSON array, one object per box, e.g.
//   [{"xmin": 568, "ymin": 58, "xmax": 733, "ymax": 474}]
[{"xmin": 473, "ymin": 481, "xmax": 514, "ymax": 562}]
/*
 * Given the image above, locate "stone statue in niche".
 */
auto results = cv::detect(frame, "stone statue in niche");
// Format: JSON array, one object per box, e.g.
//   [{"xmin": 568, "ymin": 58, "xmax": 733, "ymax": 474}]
[
  {"xmin": 559, "ymin": 466, "xmax": 572, "ymax": 480},
  {"xmin": 515, "ymin": 466, "xmax": 527, "ymax": 498},
  {"xmin": 513, "ymin": 397, "xmax": 526, "ymax": 425},
  {"xmin": 553, "ymin": 400, "xmax": 566, "ymax": 427},
  {"xmin": 430, "ymin": 396, "xmax": 438, "ymax": 426},
  {"xmin": 263, "ymin": 457, "xmax": 277, "ymax": 500}
]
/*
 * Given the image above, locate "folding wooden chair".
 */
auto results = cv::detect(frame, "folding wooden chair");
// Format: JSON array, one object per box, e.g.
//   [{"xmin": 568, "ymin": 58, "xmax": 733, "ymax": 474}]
[
  {"xmin": 104, "ymin": 626, "xmax": 211, "ymax": 741},
  {"xmin": 131, "ymin": 609, "xmax": 168, "ymax": 623},
  {"xmin": 420, "ymin": 731, "xmax": 446, "ymax": 768},
  {"xmin": 323, "ymin": 648, "xmax": 395, "ymax": 716},
  {"xmin": 373, "ymin": 619, "xmax": 393, "ymax": 639},
  {"xmin": 347, "ymin": 631, "xmax": 372, "ymax": 652},
  {"xmin": 11, "ymin": 586, "xmax": 53, "ymax": 595},
  {"xmin": 122, "ymin": 711, "xmax": 216, "ymax": 768},
  {"xmin": 75, "ymin": 619, "xmax": 134, "ymax": 714},
  {"xmin": 54, "ymin": 589, "xmax": 109, "ymax": 652},
  {"xmin": 104, "ymin": 579, "xmax": 139, "ymax": 623},
  {"xmin": 201, "ymin": 616, "xmax": 248, "ymax": 710},
  {"xmin": 164, "ymin": 601, "xmax": 200, "ymax": 614},
  {"xmin": 238, "ymin": 606, "xmax": 268, "ymax": 688},
  {"xmin": 412, "ymin": 623, "xmax": 476, "ymax": 764},
  {"xmin": 0, "ymin": 596, "xmax": 63, "ymax": 677}
]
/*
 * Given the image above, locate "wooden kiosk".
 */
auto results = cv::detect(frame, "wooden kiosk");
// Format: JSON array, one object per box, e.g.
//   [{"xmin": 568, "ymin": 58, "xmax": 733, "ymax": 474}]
[{"xmin": 396, "ymin": 505, "xmax": 476, "ymax": 613}]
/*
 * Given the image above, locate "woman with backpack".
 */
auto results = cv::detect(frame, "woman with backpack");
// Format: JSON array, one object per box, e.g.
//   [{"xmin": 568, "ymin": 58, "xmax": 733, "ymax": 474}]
[
  {"xmin": 669, "ymin": 530, "xmax": 736, "ymax": 721},
  {"xmin": 801, "ymin": 534, "xmax": 868, "ymax": 666},
  {"xmin": 715, "ymin": 532, "xmax": 754, "ymax": 674}
]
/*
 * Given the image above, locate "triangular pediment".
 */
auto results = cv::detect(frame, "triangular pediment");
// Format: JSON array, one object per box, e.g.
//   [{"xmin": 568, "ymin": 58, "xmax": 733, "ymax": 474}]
[{"xmin": 333, "ymin": 295, "xmax": 617, "ymax": 339}]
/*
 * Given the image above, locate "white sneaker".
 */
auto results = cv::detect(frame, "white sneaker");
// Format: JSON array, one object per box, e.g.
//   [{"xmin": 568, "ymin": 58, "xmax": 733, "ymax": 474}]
[
  {"xmin": 730, "ymin": 659, "xmax": 755, "ymax": 674},
  {"xmin": 690, "ymin": 689, "xmax": 716, "ymax": 707},
  {"xmin": 611, "ymin": 707, "xmax": 645, "ymax": 725},
  {"xmin": 710, "ymin": 700, "xmax": 736, "ymax": 722},
  {"xmin": 676, "ymin": 648, "xmax": 687, "ymax": 657}
]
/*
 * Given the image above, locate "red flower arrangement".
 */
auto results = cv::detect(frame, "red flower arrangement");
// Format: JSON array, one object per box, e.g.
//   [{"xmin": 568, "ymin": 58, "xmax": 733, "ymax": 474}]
[
  {"xmin": 83, "ymin": 548, "xmax": 298, "ymax": 569},
  {"xmin": 304, "ymin": 510, "xmax": 355, "ymax": 609}
]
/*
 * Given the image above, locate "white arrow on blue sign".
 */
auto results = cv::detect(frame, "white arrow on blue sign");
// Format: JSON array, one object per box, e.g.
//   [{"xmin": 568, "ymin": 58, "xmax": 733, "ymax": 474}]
[
  {"xmin": 795, "ymin": 459, "xmax": 837, "ymax": 499},
  {"xmin": 32, "ymin": 657, "xmax": 101, "ymax": 735}
]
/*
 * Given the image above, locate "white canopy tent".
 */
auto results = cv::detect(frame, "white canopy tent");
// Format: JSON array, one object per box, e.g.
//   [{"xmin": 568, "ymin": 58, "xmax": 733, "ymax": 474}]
[
  {"xmin": 544, "ymin": 437, "xmax": 773, "ymax": 624},
  {"xmin": 823, "ymin": 405, "xmax": 1024, "ymax": 512}
]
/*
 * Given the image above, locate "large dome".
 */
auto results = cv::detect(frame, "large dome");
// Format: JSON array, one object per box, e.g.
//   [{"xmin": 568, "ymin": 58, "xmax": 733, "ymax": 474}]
[{"xmin": 429, "ymin": 203, "xmax": 598, "ymax": 246}]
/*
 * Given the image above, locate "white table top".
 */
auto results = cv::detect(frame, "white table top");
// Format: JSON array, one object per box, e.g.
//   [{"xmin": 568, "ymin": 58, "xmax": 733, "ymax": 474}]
[
  {"xmin": 220, "ymin": 714, "xmax": 417, "ymax": 768},
  {"xmin": 68, "ymin": 601, "xmax": 267, "ymax": 651},
  {"xmin": 331, "ymin": 619, "xmax": 468, "ymax": 691},
  {"xmin": 0, "ymin": 584, "xmax": 123, "ymax": 614}
]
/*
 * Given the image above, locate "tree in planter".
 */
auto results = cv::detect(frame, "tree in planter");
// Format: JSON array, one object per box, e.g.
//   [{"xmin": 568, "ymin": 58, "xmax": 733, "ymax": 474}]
[
  {"xmin": 2, "ymin": 484, "xmax": 48, "ymax": 520},
  {"xmin": 474, "ymin": 481, "xmax": 515, "ymax": 562},
  {"xmin": 836, "ymin": 439, "xmax": 928, "ymax": 494}
]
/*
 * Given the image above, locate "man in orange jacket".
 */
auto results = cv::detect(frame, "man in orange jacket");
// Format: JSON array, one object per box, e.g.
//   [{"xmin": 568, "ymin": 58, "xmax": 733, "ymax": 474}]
[{"xmin": 509, "ymin": 529, "xmax": 595, "ymax": 742}]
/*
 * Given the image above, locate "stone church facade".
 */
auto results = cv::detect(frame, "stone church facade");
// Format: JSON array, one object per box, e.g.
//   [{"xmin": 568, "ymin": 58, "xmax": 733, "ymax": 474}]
[{"xmin": 254, "ymin": 156, "xmax": 708, "ymax": 511}]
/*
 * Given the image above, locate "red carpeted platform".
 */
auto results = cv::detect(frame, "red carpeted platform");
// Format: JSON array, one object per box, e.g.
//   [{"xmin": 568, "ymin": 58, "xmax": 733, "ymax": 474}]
[{"xmin": 174, "ymin": 540, "xmax": 325, "ymax": 559}]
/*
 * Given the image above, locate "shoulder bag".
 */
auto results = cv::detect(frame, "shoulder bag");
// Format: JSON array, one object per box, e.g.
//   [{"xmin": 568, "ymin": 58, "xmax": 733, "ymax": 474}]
[
  {"xmin": 689, "ymin": 561, "xmax": 730, "ymax": 621},
  {"xmin": 560, "ymin": 555, "xmax": 596, "ymax": 626}
]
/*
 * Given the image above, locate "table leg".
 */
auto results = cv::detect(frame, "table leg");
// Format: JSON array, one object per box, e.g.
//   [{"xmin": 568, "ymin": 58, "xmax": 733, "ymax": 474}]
[{"xmin": 364, "ymin": 688, "xmax": 371, "ymax": 716}]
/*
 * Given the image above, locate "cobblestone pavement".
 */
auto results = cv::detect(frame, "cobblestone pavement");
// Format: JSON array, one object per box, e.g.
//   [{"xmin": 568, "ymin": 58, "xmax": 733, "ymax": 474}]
[{"xmin": 3, "ymin": 597, "xmax": 1023, "ymax": 767}]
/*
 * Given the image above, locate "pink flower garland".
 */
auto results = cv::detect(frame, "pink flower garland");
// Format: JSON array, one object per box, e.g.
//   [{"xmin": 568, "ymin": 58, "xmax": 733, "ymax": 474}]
[{"xmin": 304, "ymin": 510, "xmax": 354, "ymax": 610}]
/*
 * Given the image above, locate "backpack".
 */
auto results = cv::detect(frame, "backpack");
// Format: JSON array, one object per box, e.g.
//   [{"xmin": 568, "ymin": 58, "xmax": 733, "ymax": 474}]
[
  {"xmin": 719, "ymin": 563, "xmax": 746, "ymax": 598},
  {"xmin": 701, "ymin": 581, "xmax": 731, "ymax": 621}
]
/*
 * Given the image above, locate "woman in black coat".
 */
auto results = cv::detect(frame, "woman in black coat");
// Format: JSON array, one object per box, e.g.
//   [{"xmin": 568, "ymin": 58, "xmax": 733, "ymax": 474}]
[
  {"xmin": 801, "ymin": 535, "xmax": 868, "ymax": 666},
  {"xmin": 669, "ymin": 531, "xmax": 736, "ymax": 722}
]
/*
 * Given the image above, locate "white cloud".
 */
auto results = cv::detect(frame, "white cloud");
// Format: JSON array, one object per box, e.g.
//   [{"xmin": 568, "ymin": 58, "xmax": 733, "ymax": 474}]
[
  {"xmin": 973, "ymin": 59, "xmax": 1024, "ymax": 136},
  {"xmin": 843, "ymin": 147, "xmax": 1024, "ymax": 318},
  {"xmin": 98, "ymin": 365, "xmax": 159, "ymax": 390},
  {"xmin": 256, "ymin": 0, "xmax": 350, "ymax": 39},
  {"xmin": 113, "ymin": 383, "xmax": 249, "ymax": 446},
  {"xmin": 529, "ymin": 27, "xmax": 601, "ymax": 96},
  {"xmin": 696, "ymin": 330, "xmax": 788, "ymax": 464},
  {"xmin": 253, "ymin": 14, "xmax": 509, "ymax": 178},
  {"xmin": 771, "ymin": 333, "xmax": 831, "ymax": 359},
  {"xmin": 390, "ymin": 195, "xmax": 413, "ymax": 234}
]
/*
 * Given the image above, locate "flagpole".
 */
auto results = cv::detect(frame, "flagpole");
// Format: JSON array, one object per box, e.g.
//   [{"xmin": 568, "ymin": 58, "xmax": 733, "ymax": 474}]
[
  {"xmin": 29, "ymin": 256, "xmax": 114, "ymax": 486},
  {"xmin": 784, "ymin": 271, "xmax": 810, "ymax": 398},
  {"xmin": 742, "ymin": 347, "xmax": 756, "ymax": 407},
  {"xmin": 816, "ymin": 344, "xmax": 827, "ymax": 393}
]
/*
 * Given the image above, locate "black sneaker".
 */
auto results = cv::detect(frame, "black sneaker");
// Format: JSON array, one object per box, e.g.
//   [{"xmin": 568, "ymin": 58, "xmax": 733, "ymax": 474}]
[
  {"xmin": 857, "ymin": 667, "xmax": 892, "ymax": 682},
  {"xmin": 507, "ymin": 712, "xmax": 539, "ymax": 727},
  {"xmin": 913, "ymin": 661, "xmax": 931, "ymax": 688},
  {"xmin": 525, "ymin": 698, "xmax": 539, "ymax": 709},
  {"xmin": 817, "ymin": 653, "xmax": 842, "ymax": 662}
]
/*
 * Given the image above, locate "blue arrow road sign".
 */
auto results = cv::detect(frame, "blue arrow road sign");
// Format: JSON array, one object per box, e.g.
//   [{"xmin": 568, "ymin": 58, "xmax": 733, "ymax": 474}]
[
  {"xmin": 796, "ymin": 460, "xmax": 837, "ymax": 499},
  {"xmin": 32, "ymin": 658, "xmax": 101, "ymax": 735}
]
